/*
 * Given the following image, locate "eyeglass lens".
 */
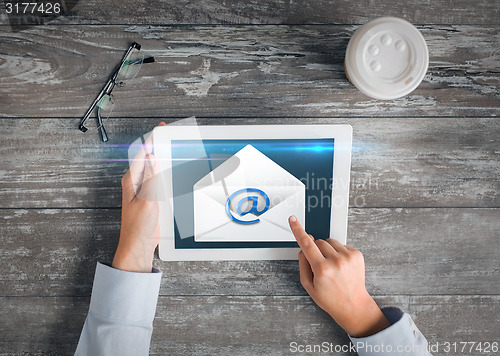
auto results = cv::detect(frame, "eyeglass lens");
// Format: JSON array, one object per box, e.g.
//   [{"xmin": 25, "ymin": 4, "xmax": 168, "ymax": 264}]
[
  {"xmin": 116, "ymin": 49, "xmax": 144, "ymax": 84},
  {"xmin": 96, "ymin": 94, "xmax": 115, "ymax": 119}
]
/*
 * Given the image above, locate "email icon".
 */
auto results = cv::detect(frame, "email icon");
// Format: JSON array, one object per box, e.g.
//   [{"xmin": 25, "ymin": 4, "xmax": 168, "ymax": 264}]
[{"xmin": 193, "ymin": 144, "xmax": 305, "ymax": 242}]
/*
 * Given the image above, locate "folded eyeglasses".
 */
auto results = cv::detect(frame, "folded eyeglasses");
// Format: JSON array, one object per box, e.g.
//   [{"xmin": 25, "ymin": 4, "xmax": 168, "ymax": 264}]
[{"xmin": 78, "ymin": 42, "xmax": 154, "ymax": 142}]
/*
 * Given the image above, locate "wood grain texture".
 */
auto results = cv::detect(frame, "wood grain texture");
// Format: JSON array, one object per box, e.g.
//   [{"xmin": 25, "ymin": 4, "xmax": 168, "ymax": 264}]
[
  {"xmin": 1, "ymin": 25, "xmax": 499, "ymax": 118},
  {"xmin": 1, "ymin": 295, "xmax": 498, "ymax": 355},
  {"xmin": 0, "ymin": 117, "xmax": 498, "ymax": 209},
  {"xmin": 0, "ymin": 296, "xmax": 89, "ymax": 355},
  {"xmin": 0, "ymin": 295, "xmax": 395, "ymax": 355},
  {"xmin": 4, "ymin": 0, "xmax": 500, "ymax": 26},
  {"xmin": 1, "ymin": 208, "xmax": 498, "ymax": 297},
  {"xmin": 1, "ymin": 2, "xmax": 499, "ymax": 354},
  {"xmin": 410, "ymin": 295, "xmax": 500, "ymax": 353},
  {"xmin": 0, "ymin": 13, "xmax": 8, "ymax": 26}
]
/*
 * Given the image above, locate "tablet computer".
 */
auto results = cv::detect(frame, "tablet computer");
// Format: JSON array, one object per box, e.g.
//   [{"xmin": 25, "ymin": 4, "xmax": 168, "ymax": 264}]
[{"xmin": 154, "ymin": 124, "xmax": 352, "ymax": 261}]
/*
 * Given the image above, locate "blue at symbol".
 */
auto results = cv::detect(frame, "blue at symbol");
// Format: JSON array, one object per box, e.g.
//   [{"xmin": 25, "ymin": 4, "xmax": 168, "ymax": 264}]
[{"xmin": 226, "ymin": 188, "xmax": 270, "ymax": 224}]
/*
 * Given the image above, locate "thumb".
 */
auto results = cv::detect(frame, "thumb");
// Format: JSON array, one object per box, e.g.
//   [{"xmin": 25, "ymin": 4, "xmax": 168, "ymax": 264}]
[{"xmin": 136, "ymin": 154, "xmax": 159, "ymax": 202}]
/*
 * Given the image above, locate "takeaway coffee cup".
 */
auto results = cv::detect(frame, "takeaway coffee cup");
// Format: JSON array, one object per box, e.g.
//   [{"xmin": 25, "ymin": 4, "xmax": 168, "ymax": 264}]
[{"xmin": 344, "ymin": 17, "xmax": 429, "ymax": 100}]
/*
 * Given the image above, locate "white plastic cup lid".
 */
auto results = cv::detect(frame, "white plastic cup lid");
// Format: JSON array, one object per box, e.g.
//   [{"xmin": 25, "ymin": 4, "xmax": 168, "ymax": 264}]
[{"xmin": 345, "ymin": 17, "xmax": 429, "ymax": 100}]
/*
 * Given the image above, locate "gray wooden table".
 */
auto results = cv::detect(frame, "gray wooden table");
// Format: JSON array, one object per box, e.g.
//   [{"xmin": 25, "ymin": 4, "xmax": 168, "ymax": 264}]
[{"xmin": 1, "ymin": 1, "xmax": 499, "ymax": 355}]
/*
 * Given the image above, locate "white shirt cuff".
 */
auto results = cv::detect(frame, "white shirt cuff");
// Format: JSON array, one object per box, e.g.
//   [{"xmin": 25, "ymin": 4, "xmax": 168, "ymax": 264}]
[
  {"xmin": 89, "ymin": 262, "xmax": 162, "ymax": 325},
  {"xmin": 349, "ymin": 307, "xmax": 430, "ymax": 355}
]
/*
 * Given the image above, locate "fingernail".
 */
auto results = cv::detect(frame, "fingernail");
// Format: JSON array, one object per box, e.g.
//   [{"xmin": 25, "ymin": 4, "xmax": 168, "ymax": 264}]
[
  {"xmin": 289, "ymin": 215, "xmax": 297, "ymax": 223},
  {"xmin": 147, "ymin": 154, "xmax": 154, "ymax": 167}
]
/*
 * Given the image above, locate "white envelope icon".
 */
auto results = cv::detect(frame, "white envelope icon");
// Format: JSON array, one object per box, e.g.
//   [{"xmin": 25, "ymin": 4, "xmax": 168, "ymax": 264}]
[{"xmin": 193, "ymin": 145, "xmax": 305, "ymax": 242}]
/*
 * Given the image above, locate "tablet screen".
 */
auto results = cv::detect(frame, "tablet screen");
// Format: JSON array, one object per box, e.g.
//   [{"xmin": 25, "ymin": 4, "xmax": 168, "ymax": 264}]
[{"xmin": 170, "ymin": 138, "xmax": 334, "ymax": 249}]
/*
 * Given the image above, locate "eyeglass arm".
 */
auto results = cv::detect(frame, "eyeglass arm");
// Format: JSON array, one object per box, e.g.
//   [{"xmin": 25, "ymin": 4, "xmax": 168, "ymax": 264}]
[
  {"xmin": 78, "ymin": 82, "xmax": 111, "ymax": 132},
  {"xmin": 96, "ymin": 106, "xmax": 109, "ymax": 142}
]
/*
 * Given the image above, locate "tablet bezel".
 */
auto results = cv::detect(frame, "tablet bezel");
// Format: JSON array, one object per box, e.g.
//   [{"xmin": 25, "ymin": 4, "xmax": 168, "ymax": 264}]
[{"xmin": 154, "ymin": 124, "xmax": 352, "ymax": 261}]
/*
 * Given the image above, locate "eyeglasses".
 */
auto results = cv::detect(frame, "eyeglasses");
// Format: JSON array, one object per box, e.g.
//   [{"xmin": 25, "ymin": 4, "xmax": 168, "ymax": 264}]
[{"xmin": 78, "ymin": 42, "xmax": 154, "ymax": 142}]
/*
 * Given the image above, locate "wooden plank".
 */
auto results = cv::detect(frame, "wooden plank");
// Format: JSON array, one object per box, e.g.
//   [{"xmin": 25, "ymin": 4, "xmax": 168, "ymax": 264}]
[
  {"xmin": 151, "ymin": 295, "xmax": 362, "ymax": 355},
  {"xmin": 0, "ymin": 296, "xmax": 89, "ymax": 355},
  {"xmin": 0, "ymin": 25, "xmax": 499, "ymax": 118},
  {"xmin": 409, "ymin": 295, "xmax": 500, "ymax": 355},
  {"xmin": 1, "ymin": 208, "xmax": 498, "ymax": 297},
  {"xmin": 0, "ymin": 117, "xmax": 498, "ymax": 209},
  {"xmin": 1, "ymin": 295, "xmax": 498, "ymax": 355},
  {"xmin": 0, "ymin": 295, "xmax": 398, "ymax": 355},
  {"xmin": 151, "ymin": 295, "xmax": 500, "ymax": 356},
  {"xmin": 350, "ymin": 208, "xmax": 500, "ymax": 296},
  {"xmin": 3, "ymin": 0, "xmax": 499, "ymax": 26},
  {"xmin": 0, "ymin": 208, "xmax": 120, "ymax": 297}
]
